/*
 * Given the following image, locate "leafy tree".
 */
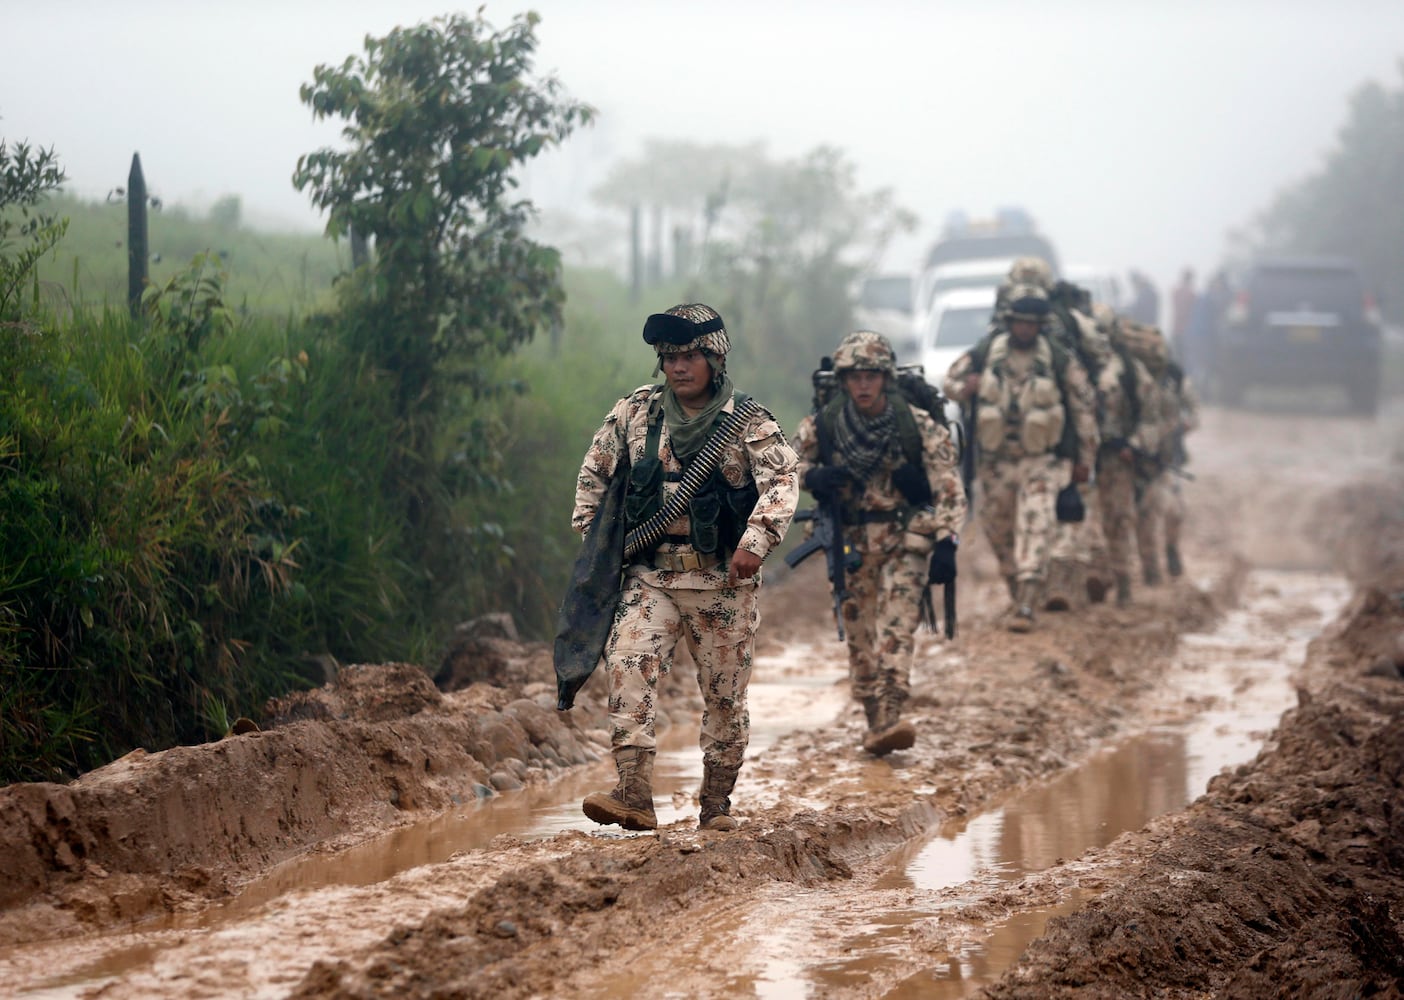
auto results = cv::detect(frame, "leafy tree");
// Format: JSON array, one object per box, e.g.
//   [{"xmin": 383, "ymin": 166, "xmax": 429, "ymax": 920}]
[
  {"xmin": 293, "ymin": 11, "xmax": 592, "ymax": 427},
  {"xmin": 1238, "ymin": 62, "xmax": 1404, "ymax": 322},
  {"xmin": 0, "ymin": 136, "xmax": 68, "ymax": 317},
  {"xmin": 292, "ymin": 10, "xmax": 592, "ymax": 630}
]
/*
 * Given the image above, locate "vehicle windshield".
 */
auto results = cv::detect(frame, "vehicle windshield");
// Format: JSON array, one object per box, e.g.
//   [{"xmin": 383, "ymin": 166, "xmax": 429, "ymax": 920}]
[
  {"xmin": 1250, "ymin": 267, "xmax": 1362, "ymax": 315},
  {"xmin": 931, "ymin": 306, "xmax": 990, "ymax": 349},
  {"xmin": 925, "ymin": 273, "xmax": 1005, "ymax": 311}
]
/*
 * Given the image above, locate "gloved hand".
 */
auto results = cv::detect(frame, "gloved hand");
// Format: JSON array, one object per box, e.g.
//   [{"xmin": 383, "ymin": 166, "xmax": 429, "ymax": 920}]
[
  {"xmin": 803, "ymin": 465, "xmax": 849, "ymax": 499},
  {"xmin": 890, "ymin": 463, "xmax": 932, "ymax": 507},
  {"xmin": 928, "ymin": 537, "xmax": 958, "ymax": 584}
]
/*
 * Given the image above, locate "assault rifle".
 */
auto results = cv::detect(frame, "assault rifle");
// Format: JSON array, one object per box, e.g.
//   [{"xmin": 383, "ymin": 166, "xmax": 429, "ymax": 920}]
[
  {"xmin": 1105, "ymin": 438, "xmax": 1195, "ymax": 482},
  {"xmin": 784, "ymin": 490, "xmax": 858, "ymax": 641}
]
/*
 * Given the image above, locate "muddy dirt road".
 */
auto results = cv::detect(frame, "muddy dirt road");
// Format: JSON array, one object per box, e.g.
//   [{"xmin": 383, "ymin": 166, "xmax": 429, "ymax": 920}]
[{"xmin": 1, "ymin": 401, "xmax": 1402, "ymax": 999}]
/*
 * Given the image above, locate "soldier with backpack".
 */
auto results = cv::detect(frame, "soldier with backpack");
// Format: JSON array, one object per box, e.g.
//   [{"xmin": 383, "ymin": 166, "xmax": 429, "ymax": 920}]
[
  {"xmin": 792, "ymin": 331, "xmax": 965, "ymax": 756},
  {"xmin": 943, "ymin": 285, "xmax": 1100, "ymax": 631}
]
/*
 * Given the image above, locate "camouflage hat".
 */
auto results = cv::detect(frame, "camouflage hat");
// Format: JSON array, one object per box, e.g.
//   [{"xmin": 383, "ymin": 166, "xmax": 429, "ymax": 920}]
[
  {"xmin": 831, "ymin": 330, "xmax": 897, "ymax": 376},
  {"xmin": 1091, "ymin": 302, "xmax": 1118, "ymax": 331},
  {"xmin": 642, "ymin": 303, "xmax": 731, "ymax": 356},
  {"xmin": 1006, "ymin": 283, "xmax": 1050, "ymax": 322},
  {"xmin": 1008, "ymin": 256, "xmax": 1054, "ymax": 290}
]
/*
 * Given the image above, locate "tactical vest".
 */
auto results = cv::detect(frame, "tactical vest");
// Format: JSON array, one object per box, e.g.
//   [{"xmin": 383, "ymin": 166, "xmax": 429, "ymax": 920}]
[
  {"xmin": 623, "ymin": 390, "xmax": 759, "ymax": 556},
  {"xmin": 815, "ymin": 388, "xmax": 932, "ymax": 518},
  {"xmin": 973, "ymin": 333, "xmax": 1073, "ymax": 459}
]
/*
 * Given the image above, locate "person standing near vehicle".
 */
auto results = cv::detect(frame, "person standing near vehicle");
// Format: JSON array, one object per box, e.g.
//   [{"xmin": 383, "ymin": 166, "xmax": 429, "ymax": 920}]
[
  {"xmin": 943, "ymin": 286, "xmax": 1100, "ymax": 631},
  {"xmin": 792, "ymin": 332, "xmax": 965, "ymax": 756},
  {"xmin": 571, "ymin": 303, "xmax": 799, "ymax": 832}
]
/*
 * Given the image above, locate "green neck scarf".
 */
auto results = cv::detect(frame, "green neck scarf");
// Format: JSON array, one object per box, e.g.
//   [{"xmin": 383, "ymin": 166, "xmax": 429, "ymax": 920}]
[{"xmin": 662, "ymin": 373, "xmax": 734, "ymax": 464}]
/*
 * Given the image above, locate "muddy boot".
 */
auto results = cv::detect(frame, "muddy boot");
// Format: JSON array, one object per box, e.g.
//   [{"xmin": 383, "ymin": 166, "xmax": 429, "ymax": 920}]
[
  {"xmin": 698, "ymin": 761, "xmax": 740, "ymax": 832},
  {"xmin": 1008, "ymin": 580, "xmax": 1038, "ymax": 633},
  {"xmin": 582, "ymin": 747, "xmax": 657, "ymax": 831},
  {"xmin": 1115, "ymin": 573, "xmax": 1132, "ymax": 608},
  {"xmin": 1165, "ymin": 543, "xmax": 1183, "ymax": 578},
  {"xmin": 1143, "ymin": 564, "xmax": 1163, "ymax": 587},
  {"xmin": 1085, "ymin": 574, "xmax": 1109, "ymax": 604},
  {"xmin": 862, "ymin": 690, "xmax": 916, "ymax": 756}
]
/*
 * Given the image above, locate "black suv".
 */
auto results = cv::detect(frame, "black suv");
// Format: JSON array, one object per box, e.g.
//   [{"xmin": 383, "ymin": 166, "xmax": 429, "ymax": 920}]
[{"xmin": 1210, "ymin": 256, "xmax": 1382, "ymax": 414}]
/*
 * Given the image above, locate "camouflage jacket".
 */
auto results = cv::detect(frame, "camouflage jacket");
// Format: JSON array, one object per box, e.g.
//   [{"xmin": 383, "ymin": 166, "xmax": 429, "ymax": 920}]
[
  {"xmin": 793, "ymin": 398, "xmax": 966, "ymax": 547},
  {"xmin": 572, "ymin": 384, "xmax": 800, "ymax": 588}
]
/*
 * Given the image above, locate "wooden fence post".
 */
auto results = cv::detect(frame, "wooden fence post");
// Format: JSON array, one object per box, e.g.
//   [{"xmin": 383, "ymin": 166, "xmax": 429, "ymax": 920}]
[{"xmin": 127, "ymin": 153, "xmax": 148, "ymax": 319}]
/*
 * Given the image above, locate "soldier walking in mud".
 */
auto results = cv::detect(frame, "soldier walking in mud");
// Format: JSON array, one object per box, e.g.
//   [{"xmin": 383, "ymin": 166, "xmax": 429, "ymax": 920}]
[
  {"xmin": 1134, "ymin": 343, "xmax": 1199, "ymax": 582},
  {"xmin": 570, "ymin": 304, "xmax": 799, "ymax": 832},
  {"xmin": 943, "ymin": 286, "xmax": 1099, "ymax": 631},
  {"xmin": 1091, "ymin": 304, "xmax": 1159, "ymax": 606},
  {"xmin": 792, "ymin": 332, "xmax": 965, "ymax": 755}
]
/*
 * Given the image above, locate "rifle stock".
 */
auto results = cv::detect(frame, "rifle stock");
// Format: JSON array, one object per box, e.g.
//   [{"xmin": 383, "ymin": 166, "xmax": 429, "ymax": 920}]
[{"xmin": 785, "ymin": 501, "xmax": 849, "ymax": 640}]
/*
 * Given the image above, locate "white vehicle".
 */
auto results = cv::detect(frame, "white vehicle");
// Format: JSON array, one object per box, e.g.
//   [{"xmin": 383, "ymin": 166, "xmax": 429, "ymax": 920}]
[
  {"xmin": 918, "ymin": 285, "xmax": 998, "ymax": 389},
  {"xmin": 910, "ymin": 257, "xmax": 1016, "ymax": 352}
]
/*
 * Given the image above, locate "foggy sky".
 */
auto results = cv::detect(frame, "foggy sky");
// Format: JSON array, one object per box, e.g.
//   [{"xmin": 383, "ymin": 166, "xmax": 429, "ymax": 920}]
[{"xmin": 4, "ymin": 0, "xmax": 1403, "ymax": 300}]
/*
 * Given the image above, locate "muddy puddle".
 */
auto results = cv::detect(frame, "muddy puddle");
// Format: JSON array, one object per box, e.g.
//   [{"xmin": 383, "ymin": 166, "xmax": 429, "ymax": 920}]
[
  {"xmin": 582, "ymin": 569, "xmax": 1351, "ymax": 999},
  {"xmin": 5, "ymin": 648, "xmax": 852, "ymax": 998}
]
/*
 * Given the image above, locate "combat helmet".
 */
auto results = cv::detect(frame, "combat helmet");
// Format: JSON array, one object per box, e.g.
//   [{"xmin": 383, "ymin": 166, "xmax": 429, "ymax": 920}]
[
  {"xmin": 1007, "ymin": 256, "xmax": 1054, "ymax": 290},
  {"xmin": 1006, "ymin": 284, "xmax": 1050, "ymax": 323},
  {"xmin": 831, "ymin": 330, "xmax": 897, "ymax": 376},
  {"xmin": 642, "ymin": 303, "xmax": 731, "ymax": 357}
]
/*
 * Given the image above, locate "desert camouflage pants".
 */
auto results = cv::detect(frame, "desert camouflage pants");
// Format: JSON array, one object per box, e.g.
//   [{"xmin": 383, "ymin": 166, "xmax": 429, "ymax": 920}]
[
  {"xmin": 604, "ymin": 574, "xmax": 759, "ymax": 770},
  {"xmin": 1135, "ymin": 472, "xmax": 1173, "ymax": 577},
  {"xmin": 977, "ymin": 453, "xmax": 1062, "ymax": 584},
  {"xmin": 839, "ymin": 529, "xmax": 928, "ymax": 703},
  {"xmin": 1096, "ymin": 454, "xmax": 1139, "ymax": 577}
]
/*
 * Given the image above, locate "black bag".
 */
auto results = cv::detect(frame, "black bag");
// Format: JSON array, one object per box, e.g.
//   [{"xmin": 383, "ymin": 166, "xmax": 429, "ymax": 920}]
[
  {"xmin": 552, "ymin": 457, "xmax": 629, "ymax": 710},
  {"xmin": 1055, "ymin": 482, "xmax": 1085, "ymax": 523}
]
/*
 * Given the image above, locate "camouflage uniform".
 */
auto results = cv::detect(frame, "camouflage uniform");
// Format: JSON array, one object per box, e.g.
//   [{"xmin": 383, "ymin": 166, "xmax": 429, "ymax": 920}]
[
  {"xmin": 943, "ymin": 286, "xmax": 1099, "ymax": 630},
  {"xmin": 1087, "ymin": 305, "xmax": 1160, "ymax": 606},
  {"xmin": 793, "ymin": 331, "xmax": 965, "ymax": 755},
  {"xmin": 574, "ymin": 304, "xmax": 799, "ymax": 832},
  {"xmin": 1136, "ymin": 364, "xmax": 1198, "ymax": 581}
]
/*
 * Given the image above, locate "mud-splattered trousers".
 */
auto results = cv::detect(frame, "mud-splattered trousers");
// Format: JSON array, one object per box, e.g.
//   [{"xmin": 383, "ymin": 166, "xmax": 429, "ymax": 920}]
[
  {"xmin": 793, "ymin": 403, "xmax": 965, "ymax": 704},
  {"xmin": 1097, "ymin": 453, "xmax": 1139, "ymax": 577},
  {"xmin": 572, "ymin": 385, "xmax": 800, "ymax": 770},
  {"xmin": 978, "ymin": 453, "xmax": 1064, "ymax": 584}
]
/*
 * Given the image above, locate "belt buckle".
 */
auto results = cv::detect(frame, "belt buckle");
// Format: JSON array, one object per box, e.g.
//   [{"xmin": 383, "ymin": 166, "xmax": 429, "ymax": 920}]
[{"xmin": 679, "ymin": 550, "xmax": 702, "ymax": 572}]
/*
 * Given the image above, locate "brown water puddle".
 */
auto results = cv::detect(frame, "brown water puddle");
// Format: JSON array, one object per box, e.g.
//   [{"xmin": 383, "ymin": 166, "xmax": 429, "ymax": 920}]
[{"xmin": 583, "ymin": 569, "xmax": 1350, "ymax": 998}]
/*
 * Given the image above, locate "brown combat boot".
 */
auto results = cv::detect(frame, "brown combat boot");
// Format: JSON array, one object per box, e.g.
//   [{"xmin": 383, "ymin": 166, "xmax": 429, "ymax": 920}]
[
  {"xmin": 582, "ymin": 747, "xmax": 657, "ymax": 831},
  {"xmin": 862, "ymin": 690, "xmax": 916, "ymax": 756},
  {"xmin": 1143, "ymin": 563, "xmax": 1163, "ymax": 587},
  {"xmin": 1008, "ymin": 580, "xmax": 1039, "ymax": 633},
  {"xmin": 1165, "ymin": 543, "xmax": 1183, "ymax": 578},
  {"xmin": 698, "ymin": 760, "xmax": 740, "ymax": 832},
  {"xmin": 1115, "ymin": 573, "xmax": 1133, "ymax": 608}
]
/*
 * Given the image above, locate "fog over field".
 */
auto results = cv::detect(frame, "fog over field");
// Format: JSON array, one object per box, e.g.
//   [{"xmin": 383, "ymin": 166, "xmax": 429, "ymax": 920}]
[{"xmin": 4, "ymin": 0, "xmax": 1403, "ymax": 294}]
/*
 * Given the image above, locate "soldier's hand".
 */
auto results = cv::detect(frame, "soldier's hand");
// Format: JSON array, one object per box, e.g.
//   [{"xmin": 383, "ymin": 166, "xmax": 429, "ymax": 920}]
[
  {"xmin": 928, "ymin": 537, "xmax": 958, "ymax": 585},
  {"xmin": 728, "ymin": 548, "xmax": 762, "ymax": 584},
  {"xmin": 1072, "ymin": 462, "xmax": 1091, "ymax": 484},
  {"xmin": 802, "ymin": 465, "xmax": 849, "ymax": 499}
]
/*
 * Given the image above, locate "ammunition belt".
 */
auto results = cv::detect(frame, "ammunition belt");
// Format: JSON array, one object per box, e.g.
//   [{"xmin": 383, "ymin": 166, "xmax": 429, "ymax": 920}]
[{"xmin": 651, "ymin": 547, "xmax": 723, "ymax": 573}]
